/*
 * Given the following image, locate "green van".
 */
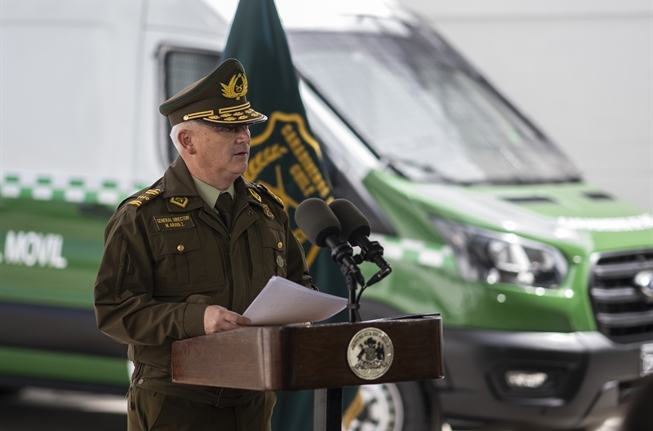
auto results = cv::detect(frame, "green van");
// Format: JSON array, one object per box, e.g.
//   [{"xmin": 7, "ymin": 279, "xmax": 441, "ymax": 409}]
[{"xmin": 1, "ymin": 1, "xmax": 651, "ymax": 430}]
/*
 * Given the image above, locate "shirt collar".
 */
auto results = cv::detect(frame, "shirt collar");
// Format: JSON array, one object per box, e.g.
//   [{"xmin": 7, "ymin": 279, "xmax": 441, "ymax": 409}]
[{"xmin": 191, "ymin": 175, "xmax": 235, "ymax": 207}]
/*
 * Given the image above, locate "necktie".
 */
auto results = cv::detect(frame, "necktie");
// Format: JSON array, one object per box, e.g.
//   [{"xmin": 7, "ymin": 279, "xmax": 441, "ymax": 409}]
[{"xmin": 215, "ymin": 192, "xmax": 232, "ymax": 229}]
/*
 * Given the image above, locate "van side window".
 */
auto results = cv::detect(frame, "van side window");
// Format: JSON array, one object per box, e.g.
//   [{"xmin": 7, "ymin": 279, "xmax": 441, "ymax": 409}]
[{"xmin": 159, "ymin": 47, "xmax": 222, "ymax": 164}]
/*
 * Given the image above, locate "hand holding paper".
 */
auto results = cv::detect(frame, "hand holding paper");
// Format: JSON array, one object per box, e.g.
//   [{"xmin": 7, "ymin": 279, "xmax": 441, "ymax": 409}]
[{"xmin": 243, "ymin": 276, "xmax": 347, "ymax": 326}]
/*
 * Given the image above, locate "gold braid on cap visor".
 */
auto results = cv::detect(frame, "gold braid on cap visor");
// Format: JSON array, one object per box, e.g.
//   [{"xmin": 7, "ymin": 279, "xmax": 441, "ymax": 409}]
[{"xmin": 182, "ymin": 102, "xmax": 263, "ymax": 123}]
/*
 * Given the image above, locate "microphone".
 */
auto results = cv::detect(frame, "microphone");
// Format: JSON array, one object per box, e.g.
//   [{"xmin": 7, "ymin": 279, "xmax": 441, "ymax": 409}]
[
  {"xmin": 295, "ymin": 198, "xmax": 364, "ymax": 286},
  {"xmin": 328, "ymin": 199, "xmax": 392, "ymax": 284}
]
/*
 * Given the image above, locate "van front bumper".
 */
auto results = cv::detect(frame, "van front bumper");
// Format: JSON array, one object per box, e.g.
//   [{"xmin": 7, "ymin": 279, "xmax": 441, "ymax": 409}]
[{"xmin": 438, "ymin": 327, "xmax": 651, "ymax": 430}]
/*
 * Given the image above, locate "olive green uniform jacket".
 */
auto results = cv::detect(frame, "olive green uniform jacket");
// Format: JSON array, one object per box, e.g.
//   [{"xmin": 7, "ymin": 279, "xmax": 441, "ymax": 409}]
[{"xmin": 94, "ymin": 157, "xmax": 314, "ymax": 406}]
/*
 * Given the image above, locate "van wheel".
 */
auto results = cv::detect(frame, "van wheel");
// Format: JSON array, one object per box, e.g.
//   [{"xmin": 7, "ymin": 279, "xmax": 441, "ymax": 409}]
[
  {"xmin": 347, "ymin": 299, "xmax": 442, "ymax": 431},
  {"xmin": 345, "ymin": 381, "xmax": 436, "ymax": 431}
]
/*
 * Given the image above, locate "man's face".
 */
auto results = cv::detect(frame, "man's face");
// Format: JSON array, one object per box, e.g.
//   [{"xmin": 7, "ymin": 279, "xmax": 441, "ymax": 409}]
[{"xmin": 188, "ymin": 122, "xmax": 251, "ymax": 185}]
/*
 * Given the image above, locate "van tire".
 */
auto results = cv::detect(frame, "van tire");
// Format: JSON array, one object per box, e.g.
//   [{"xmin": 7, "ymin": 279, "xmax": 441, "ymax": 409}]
[
  {"xmin": 346, "ymin": 381, "xmax": 438, "ymax": 431},
  {"xmin": 348, "ymin": 300, "xmax": 442, "ymax": 431}
]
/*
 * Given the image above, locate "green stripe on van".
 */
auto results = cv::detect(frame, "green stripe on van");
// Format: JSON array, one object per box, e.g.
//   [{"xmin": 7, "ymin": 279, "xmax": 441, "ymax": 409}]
[{"xmin": 1, "ymin": 175, "xmax": 139, "ymax": 206}]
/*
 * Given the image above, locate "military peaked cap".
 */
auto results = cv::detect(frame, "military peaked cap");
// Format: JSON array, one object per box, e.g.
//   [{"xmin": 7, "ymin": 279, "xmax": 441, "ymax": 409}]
[{"xmin": 159, "ymin": 58, "xmax": 267, "ymax": 127}]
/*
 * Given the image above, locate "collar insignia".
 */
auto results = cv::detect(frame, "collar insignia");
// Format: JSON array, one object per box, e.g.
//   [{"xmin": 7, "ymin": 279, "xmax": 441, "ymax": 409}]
[
  {"xmin": 248, "ymin": 188, "xmax": 262, "ymax": 202},
  {"xmin": 221, "ymin": 72, "xmax": 248, "ymax": 101},
  {"xmin": 170, "ymin": 196, "xmax": 189, "ymax": 208}
]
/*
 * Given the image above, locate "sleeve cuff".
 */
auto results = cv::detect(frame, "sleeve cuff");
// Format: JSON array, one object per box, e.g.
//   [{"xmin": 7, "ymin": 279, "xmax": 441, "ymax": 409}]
[{"xmin": 183, "ymin": 303, "xmax": 209, "ymax": 338}]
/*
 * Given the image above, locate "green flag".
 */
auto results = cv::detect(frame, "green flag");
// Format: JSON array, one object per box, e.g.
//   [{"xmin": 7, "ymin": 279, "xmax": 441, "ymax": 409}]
[
  {"xmin": 220, "ymin": 0, "xmax": 358, "ymax": 429},
  {"xmin": 220, "ymin": 0, "xmax": 335, "ymax": 277}
]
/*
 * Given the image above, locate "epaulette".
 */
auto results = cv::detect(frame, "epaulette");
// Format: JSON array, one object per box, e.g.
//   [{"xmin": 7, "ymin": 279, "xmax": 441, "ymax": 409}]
[
  {"xmin": 255, "ymin": 183, "xmax": 284, "ymax": 208},
  {"xmin": 126, "ymin": 187, "xmax": 163, "ymax": 209}
]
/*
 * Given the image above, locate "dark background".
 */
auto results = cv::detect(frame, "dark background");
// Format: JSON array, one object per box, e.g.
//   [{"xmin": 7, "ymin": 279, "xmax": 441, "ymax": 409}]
[
  {"xmin": 0, "ymin": 387, "xmax": 627, "ymax": 431},
  {"xmin": 0, "ymin": 388, "xmax": 126, "ymax": 431}
]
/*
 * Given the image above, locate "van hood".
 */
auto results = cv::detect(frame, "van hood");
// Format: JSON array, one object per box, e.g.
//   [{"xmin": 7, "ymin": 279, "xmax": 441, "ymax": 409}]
[{"xmin": 413, "ymin": 181, "xmax": 652, "ymax": 252}]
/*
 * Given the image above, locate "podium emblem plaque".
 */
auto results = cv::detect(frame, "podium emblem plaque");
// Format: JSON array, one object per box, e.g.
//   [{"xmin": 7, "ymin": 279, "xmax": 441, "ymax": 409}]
[{"xmin": 347, "ymin": 327, "xmax": 394, "ymax": 380}]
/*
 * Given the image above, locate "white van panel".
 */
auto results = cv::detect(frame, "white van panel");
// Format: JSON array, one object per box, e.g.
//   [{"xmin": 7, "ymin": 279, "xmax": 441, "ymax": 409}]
[
  {"xmin": 134, "ymin": 30, "xmax": 226, "ymax": 184},
  {"xmin": 1, "ymin": 0, "xmax": 142, "ymax": 194},
  {"xmin": 149, "ymin": 0, "xmax": 229, "ymax": 35}
]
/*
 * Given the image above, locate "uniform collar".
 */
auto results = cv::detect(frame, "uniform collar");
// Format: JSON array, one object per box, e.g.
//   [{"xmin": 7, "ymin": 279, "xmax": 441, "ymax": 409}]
[
  {"xmin": 163, "ymin": 157, "xmax": 199, "ymax": 197},
  {"xmin": 162, "ymin": 157, "xmax": 203, "ymax": 212},
  {"xmin": 162, "ymin": 157, "xmax": 261, "ymax": 212}
]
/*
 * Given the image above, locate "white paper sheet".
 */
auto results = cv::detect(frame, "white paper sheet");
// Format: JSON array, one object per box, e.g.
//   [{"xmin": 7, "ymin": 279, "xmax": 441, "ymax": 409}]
[{"xmin": 243, "ymin": 276, "xmax": 347, "ymax": 326}]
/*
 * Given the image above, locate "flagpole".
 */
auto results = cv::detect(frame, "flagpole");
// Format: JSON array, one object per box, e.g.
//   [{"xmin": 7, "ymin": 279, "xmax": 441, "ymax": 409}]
[{"xmin": 220, "ymin": 1, "xmax": 358, "ymax": 428}]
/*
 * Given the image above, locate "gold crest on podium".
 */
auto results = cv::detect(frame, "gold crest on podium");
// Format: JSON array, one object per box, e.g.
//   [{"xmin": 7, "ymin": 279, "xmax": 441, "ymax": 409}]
[{"xmin": 347, "ymin": 327, "xmax": 394, "ymax": 380}]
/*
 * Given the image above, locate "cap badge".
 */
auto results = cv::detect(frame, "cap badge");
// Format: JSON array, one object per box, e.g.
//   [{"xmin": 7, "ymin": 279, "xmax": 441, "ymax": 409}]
[{"xmin": 221, "ymin": 72, "xmax": 248, "ymax": 101}]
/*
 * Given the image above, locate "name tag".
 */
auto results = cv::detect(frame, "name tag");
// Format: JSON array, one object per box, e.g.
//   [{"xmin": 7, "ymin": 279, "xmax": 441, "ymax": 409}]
[{"xmin": 153, "ymin": 214, "xmax": 195, "ymax": 231}]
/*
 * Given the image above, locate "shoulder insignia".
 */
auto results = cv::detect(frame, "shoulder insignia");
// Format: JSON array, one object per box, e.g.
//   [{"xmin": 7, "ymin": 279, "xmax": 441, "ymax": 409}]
[
  {"xmin": 127, "ymin": 188, "xmax": 162, "ymax": 208},
  {"xmin": 256, "ymin": 184, "xmax": 284, "ymax": 208},
  {"xmin": 170, "ymin": 196, "xmax": 189, "ymax": 208},
  {"xmin": 248, "ymin": 188, "xmax": 262, "ymax": 203}
]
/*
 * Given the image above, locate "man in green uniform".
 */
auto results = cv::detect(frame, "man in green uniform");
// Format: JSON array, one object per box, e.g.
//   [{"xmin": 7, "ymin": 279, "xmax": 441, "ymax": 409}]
[{"xmin": 94, "ymin": 58, "xmax": 315, "ymax": 431}]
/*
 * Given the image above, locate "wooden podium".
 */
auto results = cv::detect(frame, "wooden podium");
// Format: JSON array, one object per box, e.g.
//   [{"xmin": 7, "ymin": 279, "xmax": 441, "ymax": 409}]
[{"xmin": 171, "ymin": 315, "xmax": 443, "ymax": 429}]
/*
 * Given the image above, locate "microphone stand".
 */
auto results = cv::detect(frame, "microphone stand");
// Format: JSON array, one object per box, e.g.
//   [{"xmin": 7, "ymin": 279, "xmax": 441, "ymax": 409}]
[
  {"xmin": 314, "ymin": 251, "xmax": 363, "ymax": 431},
  {"xmin": 345, "ymin": 264, "xmax": 361, "ymax": 325}
]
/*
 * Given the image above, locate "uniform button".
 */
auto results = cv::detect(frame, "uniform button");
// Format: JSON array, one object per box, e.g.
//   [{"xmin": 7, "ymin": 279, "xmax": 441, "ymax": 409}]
[
  {"xmin": 248, "ymin": 210, "xmax": 254, "ymax": 216},
  {"xmin": 277, "ymin": 242, "xmax": 283, "ymax": 249},
  {"xmin": 177, "ymin": 244, "xmax": 185, "ymax": 252},
  {"xmin": 138, "ymin": 379, "xmax": 144, "ymax": 385}
]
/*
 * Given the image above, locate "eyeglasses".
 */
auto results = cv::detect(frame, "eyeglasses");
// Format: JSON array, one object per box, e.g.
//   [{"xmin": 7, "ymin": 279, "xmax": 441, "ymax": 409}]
[{"xmin": 213, "ymin": 124, "xmax": 250, "ymax": 134}]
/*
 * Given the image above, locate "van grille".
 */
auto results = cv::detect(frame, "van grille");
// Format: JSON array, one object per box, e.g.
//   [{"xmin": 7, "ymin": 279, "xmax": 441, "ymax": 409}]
[{"xmin": 589, "ymin": 249, "xmax": 653, "ymax": 343}]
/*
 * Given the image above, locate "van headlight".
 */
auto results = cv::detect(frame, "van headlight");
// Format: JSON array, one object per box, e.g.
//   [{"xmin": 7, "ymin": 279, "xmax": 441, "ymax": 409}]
[{"xmin": 433, "ymin": 219, "xmax": 568, "ymax": 288}]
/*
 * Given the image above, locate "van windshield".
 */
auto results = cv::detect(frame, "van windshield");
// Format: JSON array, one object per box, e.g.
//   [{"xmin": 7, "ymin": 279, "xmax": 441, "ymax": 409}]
[{"xmin": 288, "ymin": 27, "xmax": 581, "ymax": 185}]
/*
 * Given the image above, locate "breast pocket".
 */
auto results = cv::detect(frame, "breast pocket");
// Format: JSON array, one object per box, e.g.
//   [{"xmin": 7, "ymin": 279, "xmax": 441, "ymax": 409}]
[
  {"xmin": 152, "ymin": 230, "xmax": 214, "ymax": 296},
  {"xmin": 251, "ymin": 222, "xmax": 287, "ymax": 284}
]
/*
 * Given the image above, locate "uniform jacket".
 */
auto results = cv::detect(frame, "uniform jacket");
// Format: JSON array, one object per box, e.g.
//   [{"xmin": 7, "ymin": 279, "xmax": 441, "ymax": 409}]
[{"xmin": 94, "ymin": 157, "xmax": 314, "ymax": 405}]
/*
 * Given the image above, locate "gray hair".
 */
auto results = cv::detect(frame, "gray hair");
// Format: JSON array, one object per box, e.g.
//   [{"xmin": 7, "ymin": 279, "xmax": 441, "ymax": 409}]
[
  {"xmin": 169, "ymin": 121, "xmax": 202, "ymax": 151},
  {"xmin": 169, "ymin": 123, "xmax": 183, "ymax": 151}
]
